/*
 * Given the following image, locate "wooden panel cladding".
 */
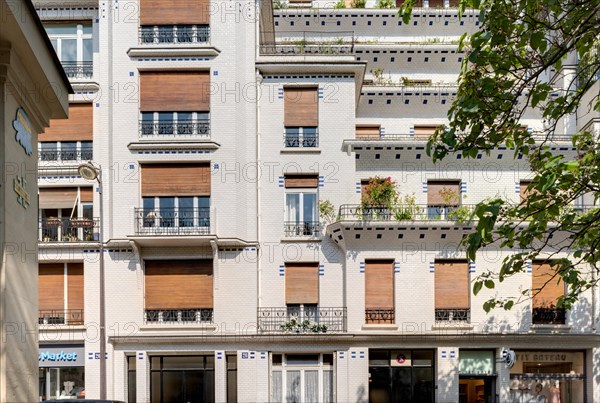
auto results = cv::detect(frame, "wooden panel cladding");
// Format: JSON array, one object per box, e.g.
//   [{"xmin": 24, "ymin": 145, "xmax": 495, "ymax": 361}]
[
  {"xmin": 144, "ymin": 260, "xmax": 213, "ymax": 309},
  {"xmin": 532, "ymin": 262, "xmax": 564, "ymax": 308},
  {"xmin": 140, "ymin": 0, "xmax": 210, "ymax": 25},
  {"xmin": 80, "ymin": 187, "xmax": 94, "ymax": 203},
  {"xmin": 435, "ymin": 260, "xmax": 469, "ymax": 309},
  {"xmin": 365, "ymin": 260, "xmax": 395, "ymax": 309},
  {"xmin": 284, "ymin": 87, "xmax": 318, "ymax": 127},
  {"xmin": 284, "ymin": 174, "xmax": 319, "ymax": 189},
  {"xmin": 67, "ymin": 263, "xmax": 84, "ymax": 311},
  {"xmin": 285, "ymin": 262, "xmax": 319, "ymax": 304},
  {"xmin": 39, "ymin": 263, "xmax": 64, "ymax": 311},
  {"xmin": 427, "ymin": 180, "xmax": 460, "ymax": 206},
  {"xmin": 414, "ymin": 125, "xmax": 442, "ymax": 138},
  {"xmin": 40, "ymin": 103, "xmax": 93, "ymax": 142},
  {"xmin": 141, "ymin": 163, "xmax": 211, "ymax": 196},
  {"xmin": 520, "ymin": 180, "xmax": 534, "ymax": 203},
  {"xmin": 39, "ymin": 187, "xmax": 78, "ymax": 209},
  {"xmin": 356, "ymin": 125, "xmax": 381, "ymax": 139},
  {"xmin": 140, "ymin": 71, "xmax": 210, "ymax": 112}
]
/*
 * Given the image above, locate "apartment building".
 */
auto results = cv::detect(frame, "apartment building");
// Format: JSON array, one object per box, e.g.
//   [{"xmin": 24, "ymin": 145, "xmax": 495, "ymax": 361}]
[{"xmin": 34, "ymin": 0, "xmax": 599, "ymax": 402}]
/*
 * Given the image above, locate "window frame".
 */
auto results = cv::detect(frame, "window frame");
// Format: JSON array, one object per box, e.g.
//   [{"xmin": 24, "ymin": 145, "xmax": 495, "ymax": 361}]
[
  {"xmin": 46, "ymin": 22, "xmax": 93, "ymax": 63},
  {"xmin": 284, "ymin": 188, "xmax": 319, "ymax": 237},
  {"xmin": 271, "ymin": 353, "xmax": 335, "ymax": 403}
]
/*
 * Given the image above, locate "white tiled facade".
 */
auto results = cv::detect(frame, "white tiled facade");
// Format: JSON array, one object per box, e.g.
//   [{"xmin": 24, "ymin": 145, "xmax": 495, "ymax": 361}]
[{"xmin": 35, "ymin": 0, "xmax": 599, "ymax": 402}]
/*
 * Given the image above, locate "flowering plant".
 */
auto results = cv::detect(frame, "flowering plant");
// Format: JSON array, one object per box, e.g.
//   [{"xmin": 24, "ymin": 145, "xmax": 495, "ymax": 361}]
[{"xmin": 362, "ymin": 176, "xmax": 398, "ymax": 208}]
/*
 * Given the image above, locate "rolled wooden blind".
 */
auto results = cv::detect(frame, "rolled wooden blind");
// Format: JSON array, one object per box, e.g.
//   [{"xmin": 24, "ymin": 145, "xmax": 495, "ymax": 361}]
[
  {"xmin": 413, "ymin": 125, "xmax": 440, "ymax": 138},
  {"xmin": 144, "ymin": 260, "xmax": 213, "ymax": 309},
  {"xmin": 435, "ymin": 260, "xmax": 469, "ymax": 309},
  {"xmin": 39, "ymin": 188, "xmax": 78, "ymax": 209},
  {"xmin": 67, "ymin": 263, "xmax": 84, "ymax": 312},
  {"xmin": 427, "ymin": 0, "xmax": 444, "ymax": 7},
  {"xmin": 141, "ymin": 163, "xmax": 211, "ymax": 196},
  {"xmin": 284, "ymin": 87, "xmax": 318, "ymax": 127},
  {"xmin": 80, "ymin": 187, "xmax": 94, "ymax": 203},
  {"xmin": 140, "ymin": 71, "xmax": 210, "ymax": 112},
  {"xmin": 365, "ymin": 260, "xmax": 394, "ymax": 309},
  {"xmin": 140, "ymin": 0, "xmax": 210, "ymax": 25},
  {"xmin": 427, "ymin": 181, "xmax": 460, "ymax": 206},
  {"xmin": 39, "ymin": 263, "xmax": 64, "ymax": 311},
  {"xmin": 532, "ymin": 262, "xmax": 564, "ymax": 308},
  {"xmin": 285, "ymin": 263, "xmax": 319, "ymax": 304},
  {"xmin": 40, "ymin": 103, "xmax": 93, "ymax": 142},
  {"xmin": 356, "ymin": 125, "xmax": 381, "ymax": 139},
  {"xmin": 284, "ymin": 174, "xmax": 318, "ymax": 188}
]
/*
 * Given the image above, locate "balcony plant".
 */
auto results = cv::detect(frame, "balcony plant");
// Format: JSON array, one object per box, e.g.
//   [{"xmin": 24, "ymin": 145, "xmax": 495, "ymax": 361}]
[
  {"xmin": 438, "ymin": 187, "xmax": 472, "ymax": 223},
  {"xmin": 44, "ymin": 217, "xmax": 62, "ymax": 227},
  {"xmin": 360, "ymin": 176, "xmax": 398, "ymax": 220},
  {"xmin": 334, "ymin": 0, "xmax": 346, "ymax": 8},
  {"xmin": 376, "ymin": 0, "xmax": 395, "ymax": 8},
  {"xmin": 351, "ymin": 0, "xmax": 366, "ymax": 8},
  {"xmin": 394, "ymin": 194, "xmax": 421, "ymax": 221},
  {"xmin": 280, "ymin": 317, "xmax": 328, "ymax": 333},
  {"xmin": 319, "ymin": 199, "xmax": 339, "ymax": 225}
]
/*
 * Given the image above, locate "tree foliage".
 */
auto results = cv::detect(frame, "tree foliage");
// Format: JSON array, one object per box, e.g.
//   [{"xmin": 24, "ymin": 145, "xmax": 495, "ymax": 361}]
[{"xmin": 400, "ymin": 0, "xmax": 600, "ymax": 311}]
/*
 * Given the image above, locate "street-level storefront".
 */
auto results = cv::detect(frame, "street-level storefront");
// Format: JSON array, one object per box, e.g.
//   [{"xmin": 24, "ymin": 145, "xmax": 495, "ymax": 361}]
[
  {"xmin": 458, "ymin": 350, "xmax": 497, "ymax": 403},
  {"xmin": 368, "ymin": 349, "xmax": 435, "ymax": 403},
  {"xmin": 38, "ymin": 344, "xmax": 85, "ymax": 401},
  {"xmin": 509, "ymin": 351, "xmax": 585, "ymax": 403},
  {"xmin": 150, "ymin": 355, "xmax": 215, "ymax": 403},
  {"xmin": 271, "ymin": 353, "xmax": 335, "ymax": 402}
]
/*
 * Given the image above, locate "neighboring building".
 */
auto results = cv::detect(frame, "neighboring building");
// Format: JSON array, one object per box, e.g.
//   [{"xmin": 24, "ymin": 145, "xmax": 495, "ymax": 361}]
[
  {"xmin": 34, "ymin": 0, "xmax": 599, "ymax": 402},
  {"xmin": 0, "ymin": 0, "xmax": 71, "ymax": 401}
]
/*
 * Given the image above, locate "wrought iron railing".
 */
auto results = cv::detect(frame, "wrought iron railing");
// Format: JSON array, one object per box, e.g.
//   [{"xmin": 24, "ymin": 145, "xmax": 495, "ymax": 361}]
[
  {"xmin": 284, "ymin": 130, "xmax": 319, "ymax": 148},
  {"xmin": 39, "ymin": 145, "xmax": 93, "ymax": 162},
  {"xmin": 39, "ymin": 309, "xmax": 84, "ymax": 325},
  {"xmin": 532, "ymin": 307, "xmax": 566, "ymax": 325},
  {"xmin": 139, "ymin": 25, "xmax": 210, "ymax": 44},
  {"xmin": 365, "ymin": 309, "xmax": 395, "ymax": 324},
  {"xmin": 257, "ymin": 307, "xmax": 347, "ymax": 333},
  {"xmin": 260, "ymin": 31, "xmax": 354, "ymax": 55},
  {"xmin": 61, "ymin": 61, "xmax": 93, "ymax": 79},
  {"xmin": 144, "ymin": 309, "xmax": 213, "ymax": 324},
  {"xmin": 337, "ymin": 204, "xmax": 475, "ymax": 222},
  {"xmin": 40, "ymin": 218, "xmax": 98, "ymax": 242},
  {"xmin": 139, "ymin": 119, "xmax": 210, "ymax": 137},
  {"xmin": 435, "ymin": 308, "xmax": 470, "ymax": 322},
  {"xmin": 284, "ymin": 221, "xmax": 320, "ymax": 237},
  {"xmin": 135, "ymin": 207, "xmax": 210, "ymax": 235},
  {"xmin": 353, "ymin": 133, "xmax": 575, "ymax": 142}
]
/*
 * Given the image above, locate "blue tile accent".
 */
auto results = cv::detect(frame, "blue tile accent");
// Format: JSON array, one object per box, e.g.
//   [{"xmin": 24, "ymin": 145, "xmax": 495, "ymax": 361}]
[
  {"xmin": 278, "ymin": 176, "xmax": 284, "ymax": 187},
  {"xmin": 429, "ymin": 261, "xmax": 435, "ymax": 273},
  {"xmin": 279, "ymin": 265, "xmax": 285, "ymax": 276},
  {"xmin": 422, "ymin": 182, "xmax": 428, "ymax": 193}
]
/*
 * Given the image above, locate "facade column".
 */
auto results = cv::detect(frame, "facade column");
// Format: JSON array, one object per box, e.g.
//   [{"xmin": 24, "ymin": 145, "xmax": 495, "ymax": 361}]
[
  {"xmin": 136, "ymin": 351, "xmax": 149, "ymax": 403},
  {"xmin": 215, "ymin": 351, "xmax": 226, "ymax": 403},
  {"xmin": 436, "ymin": 347, "xmax": 459, "ymax": 403}
]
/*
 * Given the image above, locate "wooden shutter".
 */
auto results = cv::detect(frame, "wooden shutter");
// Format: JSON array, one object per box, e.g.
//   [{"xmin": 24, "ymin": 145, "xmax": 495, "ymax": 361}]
[
  {"xmin": 284, "ymin": 174, "xmax": 318, "ymax": 188},
  {"xmin": 39, "ymin": 263, "xmax": 64, "ymax": 311},
  {"xmin": 39, "ymin": 188, "xmax": 78, "ymax": 209},
  {"xmin": 427, "ymin": 181, "xmax": 460, "ymax": 206},
  {"xmin": 80, "ymin": 187, "xmax": 94, "ymax": 203},
  {"xmin": 413, "ymin": 125, "xmax": 440, "ymax": 139},
  {"xmin": 140, "ymin": 0, "xmax": 210, "ymax": 25},
  {"xmin": 144, "ymin": 260, "xmax": 213, "ymax": 309},
  {"xmin": 532, "ymin": 262, "xmax": 564, "ymax": 308},
  {"xmin": 365, "ymin": 260, "xmax": 394, "ymax": 309},
  {"xmin": 284, "ymin": 87, "xmax": 318, "ymax": 127},
  {"xmin": 40, "ymin": 103, "xmax": 93, "ymax": 142},
  {"xmin": 356, "ymin": 125, "xmax": 381, "ymax": 139},
  {"xmin": 427, "ymin": 0, "xmax": 444, "ymax": 7},
  {"xmin": 435, "ymin": 260, "xmax": 469, "ymax": 309},
  {"xmin": 67, "ymin": 263, "xmax": 84, "ymax": 311},
  {"xmin": 285, "ymin": 263, "xmax": 319, "ymax": 304},
  {"xmin": 141, "ymin": 163, "xmax": 211, "ymax": 196},
  {"xmin": 520, "ymin": 181, "xmax": 533, "ymax": 203},
  {"xmin": 140, "ymin": 71, "xmax": 210, "ymax": 112}
]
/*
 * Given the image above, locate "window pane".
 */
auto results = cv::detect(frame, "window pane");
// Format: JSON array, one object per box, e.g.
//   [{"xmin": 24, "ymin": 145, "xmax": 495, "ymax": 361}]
[
  {"xmin": 159, "ymin": 197, "xmax": 175, "ymax": 226},
  {"xmin": 227, "ymin": 369, "xmax": 237, "ymax": 403},
  {"xmin": 204, "ymin": 370, "xmax": 215, "ymax": 401},
  {"xmin": 50, "ymin": 39, "xmax": 58, "ymax": 53},
  {"xmin": 391, "ymin": 367, "xmax": 412, "ymax": 402},
  {"xmin": 82, "ymin": 204, "xmax": 93, "ymax": 219},
  {"xmin": 150, "ymin": 371, "xmax": 161, "ymax": 403},
  {"xmin": 45, "ymin": 24, "xmax": 77, "ymax": 35},
  {"xmin": 323, "ymin": 354, "xmax": 334, "ymax": 367},
  {"xmin": 40, "ymin": 142, "xmax": 58, "ymax": 161},
  {"xmin": 286, "ymin": 194, "xmax": 300, "ymax": 222},
  {"xmin": 60, "ymin": 142, "xmax": 77, "ymax": 160},
  {"xmin": 158, "ymin": 112, "xmax": 174, "ymax": 134},
  {"xmin": 412, "ymin": 367, "xmax": 434, "ymax": 402},
  {"xmin": 286, "ymin": 354, "xmax": 319, "ymax": 366},
  {"xmin": 83, "ymin": 39, "xmax": 93, "ymax": 61},
  {"xmin": 369, "ymin": 366, "xmax": 391, "ymax": 402},
  {"xmin": 162, "ymin": 356, "xmax": 204, "ymax": 370},
  {"xmin": 272, "ymin": 371, "xmax": 282, "ymax": 402},
  {"xmin": 61, "ymin": 39, "xmax": 77, "ymax": 62},
  {"xmin": 369, "ymin": 350, "xmax": 389, "ymax": 366},
  {"xmin": 412, "ymin": 350, "xmax": 434, "ymax": 366},
  {"xmin": 177, "ymin": 112, "xmax": 193, "ymax": 134},
  {"xmin": 303, "ymin": 193, "xmax": 317, "ymax": 222},
  {"xmin": 286, "ymin": 371, "xmax": 301, "ymax": 403},
  {"xmin": 128, "ymin": 371, "xmax": 137, "ymax": 403},
  {"xmin": 305, "ymin": 370, "xmax": 318, "ymax": 403},
  {"xmin": 162, "ymin": 371, "xmax": 184, "ymax": 403},
  {"xmin": 82, "ymin": 23, "xmax": 93, "ymax": 34},
  {"xmin": 272, "ymin": 354, "xmax": 283, "ymax": 366},
  {"xmin": 323, "ymin": 370, "xmax": 333, "ymax": 403},
  {"xmin": 184, "ymin": 371, "xmax": 204, "ymax": 403},
  {"xmin": 226, "ymin": 354, "xmax": 237, "ymax": 370},
  {"xmin": 179, "ymin": 197, "xmax": 194, "ymax": 227}
]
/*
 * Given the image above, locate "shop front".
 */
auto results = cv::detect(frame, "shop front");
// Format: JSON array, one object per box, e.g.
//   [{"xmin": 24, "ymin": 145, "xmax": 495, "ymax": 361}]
[
  {"xmin": 38, "ymin": 345, "xmax": 85, "ymax": 401},
  {"xmin": 458, "ymin": 350, "xmax": 497, "ymax": 403},
  {"xmin": 509, "ymin": 351, "xmax": 585, "ymax": 403}
]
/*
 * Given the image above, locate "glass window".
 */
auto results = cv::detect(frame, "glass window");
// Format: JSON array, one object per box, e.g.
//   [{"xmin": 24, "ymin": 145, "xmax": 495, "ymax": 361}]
[
  {"xmin": 150, "ymin": 355, "xmax": 214, "ymax": 403},
  {"xmin": 226, "ymin": 354, "xmax": 237, "ymax": 403},
  {"xmin": 158, "ymin": 112, "xmax": 174, "ymax": 135},
  {"xmin": 159, "ymin": 197, "xmax": 175, "ymax": 227},
  {"xmin": 60, "ymin": 142, "xmax": 77, "ymax": 161},
  {"xmin": 40, "ymin": 143, "xmax": 58, "ymax": 161},
  {"xmin": 271, "ymin": 353, "xmax": 334, "ymax": 403},
  {"xmin": 128, "ymin": 356, "xmax": 137, "ymax": 403},
  {"xmin": 285, "ymin": 191, "xmax": 318, "ymax": 236},
  {"xmin": 83, "ymin": 39, "xmax": 93, "ymax": 61},
  {"xmin": 177, "ymin": 112, "xmax": 193, "ymax": 135}
]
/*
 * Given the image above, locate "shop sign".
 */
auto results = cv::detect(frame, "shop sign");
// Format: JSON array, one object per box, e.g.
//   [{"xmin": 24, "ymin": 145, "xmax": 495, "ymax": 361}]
[
  {"xmin": 515, "ymin": 353, "xmax": 571, "ymax": 362},
  {"xmin": 39, "ymin": 345, "xmax": 84, "ymax": 367},
  {"xmin": 459, "ymin": 350, "xmax": 495, "ymax": 375},
  {"xmin": 13, "ymin": 107, "xmax": 33, "ymax": 156},
  {"xmin": 391, "ymin": 350, "xmax": 411, "ymax": 367},
  {"xmin": 13, "ymin": 176, "xmax": 30, "ymax": 209},
  {"xmin": 39, "ymin": 351, "xmax": 78, "ymax": 362}
]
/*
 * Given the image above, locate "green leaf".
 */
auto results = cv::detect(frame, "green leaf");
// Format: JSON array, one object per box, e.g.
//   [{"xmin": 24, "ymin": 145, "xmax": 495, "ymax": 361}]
[
  {"xmin": 484, "ymin": 280, "xmax": 495, "ymax": 289},
  {"xmin": 473, "ymin": 281, "xmax": 483, "ymax": 295}
]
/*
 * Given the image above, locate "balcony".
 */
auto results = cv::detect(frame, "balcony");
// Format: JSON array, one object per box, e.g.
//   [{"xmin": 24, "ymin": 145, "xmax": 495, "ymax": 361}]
[
  {"xmin": 257, "ymin": 307, "xmax": 347, "ymax": 333},
  {"xmin": 144, "ymin": 308, "xmax": 213, "ymax": 324},
  {"xmin": 135, "ymin": 207, "xmax": 211, "ymax": 236},
  {"xmin": 139, "ymin": 25, "xmax": 210, "ymax": 44},
  {"xmin": 61, "ymin": 61, "xmax": 93, "ymax": 80},
  {"xmin": 39, "ymin": 145, "xmax": 93, "ymax": 162},
  {"xmin": 435, "ymin": 308, "xmax": 470, "ymax": 322},
  {"xmin": 284, "ymin": 221, "xmax": 320, "ymax": 237},
  {"xmin": 365, "ymin": 309, "xmax": 395, "ymax": 324},
  {"xmin": 139, "ymin": 119, "xmax": 210, "ymax": 138},
  {"xmin": 337, "ymin": 204, "xmax": 475, "ymax": 222},
  {"xmin": 532, "ymin": 307, "xmax": 566, "ymax": 325},
  {"xmin": 284, "ymin": 129, "xmax": 318, "ymax": 148},
  {"xmin": 40, "ymin": 218, "xmax": 98, "ymax": 243},
  {"xmin": 39, "ymin": 309, "xmax": 84, "ymax": 325},
  {"xmin": 260, "ymin": 31, "xmax": 354, "ymax": 55}
]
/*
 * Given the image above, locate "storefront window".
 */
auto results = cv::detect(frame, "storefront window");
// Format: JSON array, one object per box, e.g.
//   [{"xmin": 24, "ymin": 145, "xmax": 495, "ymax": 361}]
[
  {"xmin": 271, "ymin": 353, "xmax": 334, "ymax": 403},
  {"xmin": 150, "ymin": 355, "xmax": 214, "ymax": 403},
  {"xmin": 458, "ymin": 350, "xmax": 496, "ymax": 403},
  {"xmin": 38, "ymin": 345, "xmax": 85, "ymax": 401},
  {"xmin": 509, "ymin": 351, "xmax": 585, "ymax": 403},
  {"xmin": 128, "ymin": 356, "xmax": 137, "ymax": 403}
]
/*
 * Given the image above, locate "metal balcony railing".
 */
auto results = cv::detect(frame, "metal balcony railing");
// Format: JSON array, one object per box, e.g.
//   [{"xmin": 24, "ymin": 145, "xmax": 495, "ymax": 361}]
[
  {"xmin": 260, "ymin": 31, "xmax": 354, "ymax": 55},
  {"xmin": 61, "ymin": 61, "xmax": 93, "ymax": 79},
  {"xmin": 365, "ymin": 309, "xmax": 395, "ymax": 324},
  {"xmin": 532, "ymin": 307, "xmax": 566, "ymax": 325},
  {"xmin": 144, "ymin": 309, "xmax": 213, "ymax": 324},
  {"xmin": 135, "ymin": 207, "xmax": 210, "ymax": 235},
  {"xmin": 39, "ymin": 145, "xmax": 93, "ymax": 162},
  {"xmin": 284, "ymin": 130, "xmax": 318, "ymax": 148},
  {"xmin": 257, "ymin": 307, "xmax": 347, "ymax": 333},
  {"xmin": 284, "ymin": 221, "xmax": 320, "ymax": 237},
  {"xmin": 39, "ymin": 309, "xmax": 84, "ymax": 325},
  {"xmin": 139, "ymin": 119, "xmax": 210, "ymax": 137},
  {"xmin": 40, "ymin": 218, "xmax": 99, "ymax": 242},
  {"xmin": 435, "ymin": 308, "xmax": 470, "ymax": 322},
  {"xmin": 353, "ymin": 133, "xmax": 575, "ymax": 142},
  {"xmin": 337, "ymin": 204, "xmax": 476, "ymax": 222},
  {"xmin": 139, "ymin": 25, "xmax": 210, "ymax": 44}
]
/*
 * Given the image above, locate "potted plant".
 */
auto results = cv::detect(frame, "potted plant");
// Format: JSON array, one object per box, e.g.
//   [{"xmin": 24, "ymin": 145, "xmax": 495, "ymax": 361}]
[
  {"xmin": 394, "ymin": 194, "xmax": 421, "ymax": 221},
  {"xmin": 44, "ymin": 217, "xmax": 62, "ymax": 227},
  {"xmin": 361, "ymin": 176, "xmax": 398, "ymax": 220}
]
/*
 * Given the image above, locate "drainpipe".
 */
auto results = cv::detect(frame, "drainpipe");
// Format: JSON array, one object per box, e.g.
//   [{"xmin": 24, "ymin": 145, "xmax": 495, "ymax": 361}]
[{"xmin": 255, "ymin": 3, "xmax": 263, "ymax": 318}]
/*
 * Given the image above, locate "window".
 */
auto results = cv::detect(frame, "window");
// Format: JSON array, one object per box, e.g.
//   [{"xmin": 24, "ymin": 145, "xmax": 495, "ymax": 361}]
[
  {"xmin": 532, "ymin": 262, "xmax": 566, "ymax": 324},
  {"xmin": 413, "ymin": 125, "xmax": 443, "ymax": 139},
  {"xmin": 356, "ymin": 125, "xmax": 381, "ymax": 139},
  {"xmin": 39, "ymin": 141, "xmax": 93, "ymax": 162},
  {"xmin": 40, "ymin": 104, "xmax": 93, "ymax": 159},
  {"xmin": 272, "ymin": 353, "xmax": 334, "ymax": 403},
  {"xmin": 427, "ymin": 180, "xmax": 461, "ymax": 219},
  {"xmin": 284, "ymin": 127, "xmax": 319, "ymax": 148},
  {"xmin": 226, "ymin": 354, "xmax": 237, "ymax": 403},
  {"xmin": 140, "ymin": 112, "xmax": 210, "ymax": 137},
  {"xmin": 284, "ymin": 175, "xmax": 319, "ymax": 237},
  {"xmin": 365, "ymin": 260, "xmax": 395, "ymax": 324},
  {"xmin": 140, "ymin": 25, "xmax": 210, "ymax": 44},
  {"xmin": 128, "ymin": 356, "xmax": 136, "ymax": 403},
  {"xmin": 38, "ymin": 263, "xmax": 84, "ymax": 325},
  {"xmin": 150, "ymin": 355, "xmax": 214, "ymax": 403},
  {"xmin": 285, "ymin": 262, "xmax": 319, "ymax": 322},
  {"xmin": 139, "ymin": 0, "xmax": 210, "ymax": 44},
  {"xmin": 284, "ymin": 87, "xmax": 318, "ymax": 148},
  {"xmin": 39, "ymin": 187, "xmax": 95, "ymax": 242},
  {"xmin": 45, "ymin": 23, "xmax": 93, "ymax": 78},
  {"xmin": 434, "ymin": 260, "xmax": 470, "ymax": 322}
]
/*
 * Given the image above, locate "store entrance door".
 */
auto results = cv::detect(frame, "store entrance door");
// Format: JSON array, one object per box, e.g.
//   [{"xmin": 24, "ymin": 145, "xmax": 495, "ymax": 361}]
[{"xmin": 459, "ymin": 376, "xmax": 496, "ymax": 403}]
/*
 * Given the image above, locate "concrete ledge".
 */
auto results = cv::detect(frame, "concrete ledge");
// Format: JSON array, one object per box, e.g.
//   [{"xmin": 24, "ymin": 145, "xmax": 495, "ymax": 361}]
[{"xmin": 361, "ymin": 324, "xmax": 399, "ymax": 331}]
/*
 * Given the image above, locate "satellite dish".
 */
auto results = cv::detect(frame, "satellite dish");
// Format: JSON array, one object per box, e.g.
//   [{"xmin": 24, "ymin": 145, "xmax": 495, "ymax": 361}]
[
  {"xmin": 78, "ymin": 163, "xmax": 98, "ymax": 181},
  {"xmin": 501, "ymin": 348, "xmax": 516, "ymax": 369}
]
